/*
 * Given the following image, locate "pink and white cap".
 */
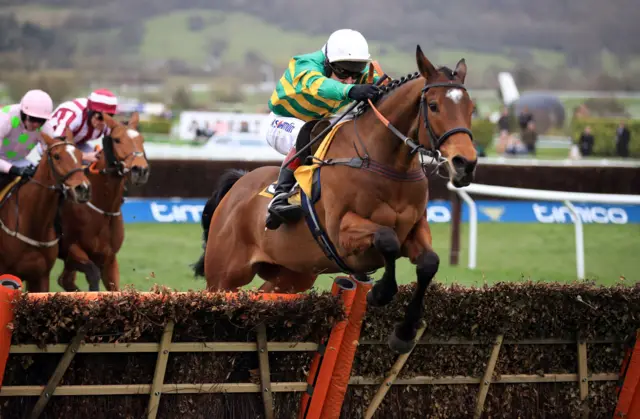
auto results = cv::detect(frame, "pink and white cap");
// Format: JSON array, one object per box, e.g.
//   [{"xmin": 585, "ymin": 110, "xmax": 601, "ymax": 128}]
[
  {"xmin": 20, "ymin": 89, "xmax": 54, "ymax": 119},
  {"xmin": 87, "ymin": 89, "xmax": 118, "ymax": 114}
]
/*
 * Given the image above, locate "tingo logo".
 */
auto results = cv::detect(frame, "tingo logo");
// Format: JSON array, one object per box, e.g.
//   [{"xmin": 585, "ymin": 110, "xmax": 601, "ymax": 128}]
[
  {"xmin": 426, "ymin": 205, "xmax": 451, "ymax": 223},
  {"xmin": 150, "ymin": 202, "xmax": 204, "ymax": 223},
  {"xmin": 532, "ymin": 204, "xmax": 628, "ymax": 224}
]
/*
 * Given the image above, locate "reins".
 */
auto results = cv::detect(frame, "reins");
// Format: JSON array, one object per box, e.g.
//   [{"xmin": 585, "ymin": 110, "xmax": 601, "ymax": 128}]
[
  {"xmin": 310, "ymin": 65, "xmax": 474, "ymax": 182},
  {"xmin": 0, "ymin": 140, "xmax": 83, "ymax": 248}
]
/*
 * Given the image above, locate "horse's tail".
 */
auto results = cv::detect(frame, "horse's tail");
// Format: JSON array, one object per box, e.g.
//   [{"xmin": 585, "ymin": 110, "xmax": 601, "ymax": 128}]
[{"xmin": 192, "ymin": 168, "xmax": 247, "ymax": 277}]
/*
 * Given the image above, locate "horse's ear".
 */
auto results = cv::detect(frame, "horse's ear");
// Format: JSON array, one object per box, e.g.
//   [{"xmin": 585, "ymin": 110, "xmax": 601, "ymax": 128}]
[
  {"xmin": 128, "ymin": 112, "xmax": 139, "ymax": 130},
  {"xmin": 102, "ymin": 113, "xmax": 118, "ymax": 130},
  {"xmin": 64, "ymin": 128, "xmax": 74, "ymax": 143},
  {"xmin": 40, "ymin": 132, "xmax": 55, "ymax": 148},
  {"xmin": 416, "ymin": 45, "xmax": 437, "ymax": 80},
  {"xmin": 455, "ymin": 58, "xmax": 467, "ymax": 83}
]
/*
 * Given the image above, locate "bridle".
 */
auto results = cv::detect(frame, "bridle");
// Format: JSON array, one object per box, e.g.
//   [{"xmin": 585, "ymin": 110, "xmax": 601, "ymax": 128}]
[
  {"xmin": 27, "ymin": 140, "xmax": 85, "ymax": 196},
  {"xmin": 364, "ymin": 79, "xmax": 474, "ymax": 159},
  {"xmin": 85, "ymin": 133, "xmax": 148, "ymax": 217},
  {"xmin": 331, "ymin": 76, "xmax": 475, "ymax": 181},
  {"xmin": 0, "ymin": 139, "xmax": 85, "ymax": 248},
  {"xmin": 88, "ymin": 134, "xmax": 147, "ymax": 177}
]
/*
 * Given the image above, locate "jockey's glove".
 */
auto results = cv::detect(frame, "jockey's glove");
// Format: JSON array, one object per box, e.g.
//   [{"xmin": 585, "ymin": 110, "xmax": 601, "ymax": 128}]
[
  {"xmin": 348, "ymin": 84, "xmax": 381, "ymax": 102},
  {"xmin": 9, "ymin": 165, "xmax": 37, "ymax": 179}
]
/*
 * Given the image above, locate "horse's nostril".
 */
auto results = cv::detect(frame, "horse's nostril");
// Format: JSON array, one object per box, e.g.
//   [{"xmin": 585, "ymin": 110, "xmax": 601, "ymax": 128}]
[
  {"xmin": 452, "ymin": 155, "xmax": 477, "ymax": 174},
  {"xmin": 452, "ymin": 156, "xmax": 468, "ymax": 171},
  {"xmin": 74, "ymin": 184, "xmax": 90, "ymax": 198}
]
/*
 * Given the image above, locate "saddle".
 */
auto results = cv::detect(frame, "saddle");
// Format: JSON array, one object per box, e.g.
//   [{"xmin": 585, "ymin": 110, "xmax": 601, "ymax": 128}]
[
  {"xmin": 259, "ymin": 118, "xmax": 350, "ymax": 204},
  {"xmin": 0, "ymin": 175, "xmax": 23, "ymax": 205}
]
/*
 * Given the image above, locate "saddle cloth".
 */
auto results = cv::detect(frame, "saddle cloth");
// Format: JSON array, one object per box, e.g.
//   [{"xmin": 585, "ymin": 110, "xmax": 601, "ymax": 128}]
[{"xmin": 258, "ymin": 120, "xmax": 349, "ymax": 203}]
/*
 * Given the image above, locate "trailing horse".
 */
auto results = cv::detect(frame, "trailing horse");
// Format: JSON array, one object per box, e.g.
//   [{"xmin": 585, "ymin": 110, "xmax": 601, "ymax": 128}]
[
  {"xmin": 193, "ymin": 46, "xmax": 478, "ymax": 353},
  {"xmin": 0, "ymin": 130, "xmax": 91, "ymax": 292},
  {"xmin": 57, "ymin": 113, "xmax": 149, "ymax": 292}
]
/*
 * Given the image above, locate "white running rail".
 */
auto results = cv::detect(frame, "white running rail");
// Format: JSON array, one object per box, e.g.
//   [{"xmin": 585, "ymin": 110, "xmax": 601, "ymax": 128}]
[{"xmin": 446, "ymin": 182, "xmax": 640, "ymax": 279}]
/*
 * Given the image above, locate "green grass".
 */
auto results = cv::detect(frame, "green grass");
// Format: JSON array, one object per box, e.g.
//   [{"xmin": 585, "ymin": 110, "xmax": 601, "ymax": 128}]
[{"xmin": 47, "ymin": 223, "xmax": 640, "ymax": 293}]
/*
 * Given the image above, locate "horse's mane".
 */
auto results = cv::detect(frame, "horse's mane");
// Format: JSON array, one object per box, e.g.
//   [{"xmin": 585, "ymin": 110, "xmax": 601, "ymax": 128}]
[{"xmin": 356, "ymin": 65, "xmax": 457, "ymax": 115}]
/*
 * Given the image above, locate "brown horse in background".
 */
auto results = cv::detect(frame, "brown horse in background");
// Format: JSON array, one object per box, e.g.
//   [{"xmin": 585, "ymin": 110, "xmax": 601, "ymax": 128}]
[
  {"xmin": 57, "ymin": 113, "xmax": 149, "ymax": 292},
  {"xmin": 0, "ymin": 130, "xmax": 91, "ymax": 292},
  {"xmin": 193, "ymin": 46, "xmax": 478, "ymax": 353}
]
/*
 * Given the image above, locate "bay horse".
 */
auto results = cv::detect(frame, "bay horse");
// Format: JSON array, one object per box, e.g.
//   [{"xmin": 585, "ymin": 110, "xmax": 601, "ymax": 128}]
[
  {"xmin": 57, "ymin": 112, "xmax": 149, "ymax": 292},
  {"xmin": 193, "ymin": 46, "xmax": 478, "ymax": 353},
  {"xmin": 0, "ymin": 130, "xmax": 91, "ymax": 292}
]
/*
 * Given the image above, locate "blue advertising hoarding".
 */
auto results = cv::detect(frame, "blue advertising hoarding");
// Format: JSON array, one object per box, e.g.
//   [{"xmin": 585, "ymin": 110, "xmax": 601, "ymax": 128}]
[{"xmin": 120, "ymin": 198, "xmax": 640, "ymax": 225}]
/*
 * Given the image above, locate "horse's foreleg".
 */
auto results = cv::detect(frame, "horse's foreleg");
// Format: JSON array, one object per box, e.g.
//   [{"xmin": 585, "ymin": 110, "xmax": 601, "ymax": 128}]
[
  {"xmin": 339, "ymin": 212, "xmax": 400, "ymax": 307},
  {"xmin": 66, "ymin": 244, "xmax": 101, "ymax": 292},
  {"xmin": 101, "ymin": 256, "xmax": 120, "ymax": 291},
  {"xmin": 389, "ymin": 214, "xmax": 439, "ymax": 354}
]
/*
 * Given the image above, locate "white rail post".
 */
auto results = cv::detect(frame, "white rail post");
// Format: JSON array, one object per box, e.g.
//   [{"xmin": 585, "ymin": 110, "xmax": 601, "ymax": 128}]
[
  {"xmin": 563, "ymin": 200, "xmax": 585, "ymax": 280},
  {"xmin": 456, "ymin": 189, "xmax": 477, "ymax": 270}
]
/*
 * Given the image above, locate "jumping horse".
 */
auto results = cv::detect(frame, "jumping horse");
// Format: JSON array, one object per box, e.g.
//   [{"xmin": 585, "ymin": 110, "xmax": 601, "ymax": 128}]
[
  {"xmin": 57, "ymin": 113, "xmax": 149, "ymax": 292},
  {"xmin": 193, "ymin": 46, "xmax": 478, "ymax": 353},
  {"xmin": 0, "ymin": 130, "xmax": 92, "ymax": 292}
]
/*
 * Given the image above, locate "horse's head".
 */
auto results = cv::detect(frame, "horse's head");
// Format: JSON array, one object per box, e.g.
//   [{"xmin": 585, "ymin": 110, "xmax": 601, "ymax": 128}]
[
  {"xmin": 100, "ymin": 112, "xmax": 150, "ymax": 186},
  {"xmin": 415, "ymin": 45, "xmax": 477, "ymax": 187},
  {"xmin": 39, "ymin": 129, "xmax": 91, "ymax": 203}
]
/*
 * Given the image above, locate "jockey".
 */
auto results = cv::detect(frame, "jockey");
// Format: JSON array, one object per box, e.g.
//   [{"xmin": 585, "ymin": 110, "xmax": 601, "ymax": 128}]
[
  {"xmin": 264, "ymin": 28, "xmax": 383, "ymax": 230},
  {"xmin": 36, "ymin": 88, "xmax": 118, "ymax": 164},
  {"xmin": 0, "ymin": 89, "xmax": 54, "ymax": 192}
]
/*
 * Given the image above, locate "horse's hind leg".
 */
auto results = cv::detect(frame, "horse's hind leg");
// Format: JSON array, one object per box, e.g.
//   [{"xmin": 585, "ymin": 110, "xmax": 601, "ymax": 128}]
[
  {"xmin": 57, "ymin": 264, "xmax": 80, "ymax": 292},
  {"xmin": 204, "ymin": 242, "xmax": 255, "ymax": 291},
  {"xmin": 338, "ymin": 212, "xmax": 401, "ymax": 307},
  {"xmin": 257, "ymin": 264, "xmax": 317, "ymax": 293}
]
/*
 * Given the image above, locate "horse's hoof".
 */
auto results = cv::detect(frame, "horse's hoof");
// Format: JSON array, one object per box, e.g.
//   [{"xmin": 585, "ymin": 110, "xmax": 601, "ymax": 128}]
[
  {"xmin": 388, "ymin": 330, "xmax": 417, "ymax": 354},
  {"xmin": 366, "ymin": 286, "xmax": 396, "ymax": 308},
  {"xmin": 366, "ymin": 289, "xmax": 386, "ymax": 308},
  {"xmin": 387, "ymin": 323, "xmax": 419, "ymax": 354}
]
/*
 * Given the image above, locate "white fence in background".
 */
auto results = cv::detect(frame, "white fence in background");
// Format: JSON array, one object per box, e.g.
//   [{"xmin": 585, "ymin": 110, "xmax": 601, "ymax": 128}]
[{"xmin": 446, "ymin": 182, "xmax": 640, "ymax": 279}]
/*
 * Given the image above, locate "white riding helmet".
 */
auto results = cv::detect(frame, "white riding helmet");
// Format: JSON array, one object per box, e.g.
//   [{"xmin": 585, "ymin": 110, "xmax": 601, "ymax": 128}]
[{"xmin": 324, "ymin": 29, "xmax": 371, "ymax": 63}]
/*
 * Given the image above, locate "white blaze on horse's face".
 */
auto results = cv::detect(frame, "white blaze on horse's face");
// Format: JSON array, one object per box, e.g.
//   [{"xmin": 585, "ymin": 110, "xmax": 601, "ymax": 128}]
[
  {"xmin": 127, "ymin": 129, "xmax": 140, "ymax": 139},
  {"xmin": 65, "ymin": 144, "xmax": 78, "ymax": 164},
  {"xmin": 446, "ymin": 88, "xmax": 464, "ymax": 104}
]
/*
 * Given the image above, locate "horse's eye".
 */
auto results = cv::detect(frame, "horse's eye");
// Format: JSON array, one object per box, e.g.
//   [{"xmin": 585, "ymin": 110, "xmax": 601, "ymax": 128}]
[
  {"xmin": 114, "ymin": 138, "xmax": 121, "ymax": 143},
  {"xmin": 428, "ymin": 102, "xmax": 439, "ymax": 113},
  {"xmin": 53, "ymin": 154, "xmax": 60, "ymax": 160}
]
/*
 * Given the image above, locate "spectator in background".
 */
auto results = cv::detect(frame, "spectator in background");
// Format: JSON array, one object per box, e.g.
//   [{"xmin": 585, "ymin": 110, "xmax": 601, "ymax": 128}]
[
  {"xmin": 521, "ymin": 120, "xmax": 538, "ymax": 155},
  {"xmin": 616, "ymin": 121, "xmax": 630, "ymax": 158},
  {"xmin": 518, "ymin": 106, "xmax": 533, "ymax": 135},
  {"xmin": 578, "ymin": 126, "xmax": 594, "ymax": 157},
  {"xmin": 495, "ymin": 106, "xmax": 513, "ymax": 155},
  {"xmin": 498, "ymin": 107, "xmax": 510, "ymax": 138}
]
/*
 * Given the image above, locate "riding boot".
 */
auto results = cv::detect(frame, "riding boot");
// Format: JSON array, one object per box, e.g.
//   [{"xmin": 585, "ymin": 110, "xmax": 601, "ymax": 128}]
[{"xmin": 265, "ymin": 148, "xmax": 305, "ymax": 230}]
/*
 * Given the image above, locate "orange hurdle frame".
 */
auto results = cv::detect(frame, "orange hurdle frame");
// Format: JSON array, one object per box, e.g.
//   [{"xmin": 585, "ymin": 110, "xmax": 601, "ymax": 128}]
[
  {"xmin": 0, "ymin": 274, "xmax": 371, "ymax": 419},
  {"xmin": 615, "ymin": 329, "xmax": 640, "ymax": 418}
]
